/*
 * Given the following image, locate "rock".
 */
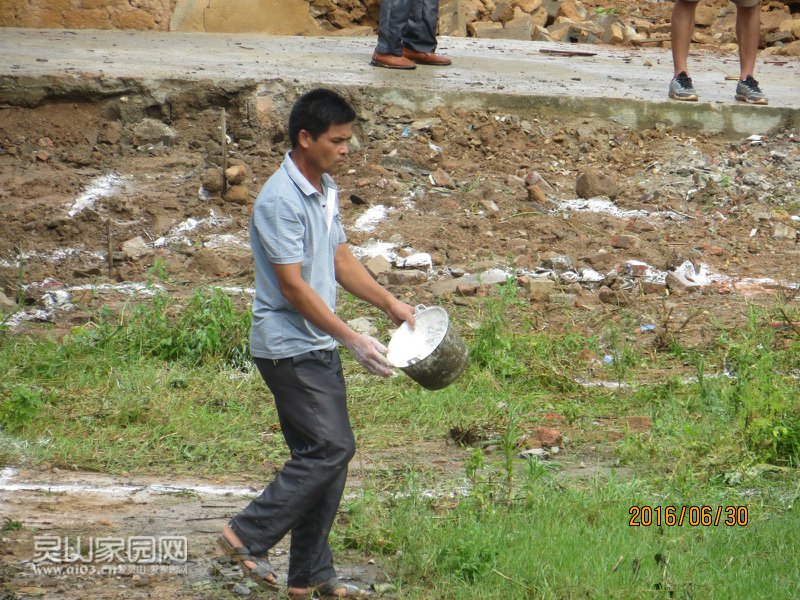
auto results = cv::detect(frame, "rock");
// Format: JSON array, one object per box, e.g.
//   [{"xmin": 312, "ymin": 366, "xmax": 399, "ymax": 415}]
[
  {"xmin": 576, "ymin": 169, "xmax": 619, "ymax": 199},
  {"xmin": 518, "ymin": 276, "xmax": 554, "ymax": 301},
  {"xmin": 525, "ymin": 170, "xmax": 555, "ymax": 194},
  {"xmin": 604, "ymin": 20, "xmax": 625, "ymax": 45},
  {"xmin": 438, "ymin": 0, "xmax": 468, "ymax": 36},
  {"xmin": 364, "ymin": 255, "xmax": 392, "ymax": 279},
  {"xmin": 381, "ymin": 270, "xmax": 428, "ymax": 285},
  {"xmin": 225, "ymin": 164, "xmax": 248, "ymax": 185},
  {"xmin": 0, "ymin": 290, "xmax": 15, "ymax": 308},
  {"xmin": 131, "ymin": 118, "xmax": 177, "ymax": 147},
  {"xmin": 665, "ymin": 270, "xmax": 701, "ymax": 293},
  {"xmin": 456, "ymin": 282, "xmax": 479, "ymax": 296},
  {"xmin": 623, "ymin": 24, "xmax": 646, "ymax": 43},
  {"xmin": 531, "ymin": 24, "xmax": 553, "ymax": 41},
  {"xmin": 190, "ymin": 248, "xmax": 227, "ymax": 276},
  {"xmin": 641, "ymin": 281, "xmax": 667, "ymax": 295},
  {"xmin": 347, "ymin": 316, "xmax": 377, "ymax": 337},
  {"xmin": 779, "ymin": 18, "xmax": 800, "ymax": 39},
  {"xmin": 202, "ymin": 168, "xmax": 224, "ymax": 193},
  {"xmin": 521, "ymin": 426, "xmax": 563, "ymax": 448},
  {"xmin": 121, "ymin": 236, "xmax": 152, "ymax": 260},
  {"xmin": 519, "ymin": 447, "xmax": 550, "ymax": 459},
  {"xmin": 540, "ymin": 0, "xmax": 561, "ymax": 19},
  {"xmin": 694, "ymin": 4, "xmax": 718, "ymax": 27},
  {"xmin": 774, "ymin": 40, "xmax": 800, "ymax": 56},
  {"xmin": 625, "ymin": 218, "xmax": 655, "ymax": 233},
  {"xmin": 224, "ymin": 184, "xmax": 250, "ymax": 204},
  {"xmin": 766, "ymin": 30, "xmax": 796, "ymax": 45},
  {"xmin": 507, "ymin": 238, "xmax": 528, "ymax": 253},
  {"xmin": 610, "ymin": 234, "xmax": 640, "ymax": 250},
  {"xmin": 514, "ymin": 0, "xmax": 542, "ymax": 13},
  {"xmin": 468, "ymin": 21, "xmax": 505, "ymax": 37},
  {"xmin": 549, "ymin": 18, "xmax": 603, "ymax": 42},
  {"xmin": 430, "ymin": 277, "xmax": 461, "ymax": 297},
  {"xmin": 541, "ymin": 254, "xmax": 573, "ymax": 273},
  {"xmin": 530, "ymin": 6, "xmax": 548, "ymax": 27},
  {"xmin": 491, "ymin": 1, "xmax": 515, "ymax": 24},
  {"xmin": 410, "ymin": 117, "xmax": 443, "ymax": 132},
  {"xmin": 432, "ymin": 168, "xmax": 455, "ymax": 189},
  {"xmin": 624, "ymin": 260, "xmax": 650, "ymax": 277},
  {"xmin": 773, "ymin": 223, "xmax": 798, "ymax": 240},
  {"xmin": 556, "ymin": 0, "xmax": 587, "ymax": 22},
  {"xmin": 481, "ymin": 199, "xmax": 500, "ymax": 213},
  {"xmin": 598, "ymin": 285, "xmax": 632, "ymax": 306},
  {"xmin": 98, "ymin": 121, "xmax": 122, "ymax": 145},
  {"xmin": 502, "ymin": 7, "xmax": 535, "ymax": 39},
  {"xmin": 760, "ymin": 9, "xmax": 792, "ymax": 33}
]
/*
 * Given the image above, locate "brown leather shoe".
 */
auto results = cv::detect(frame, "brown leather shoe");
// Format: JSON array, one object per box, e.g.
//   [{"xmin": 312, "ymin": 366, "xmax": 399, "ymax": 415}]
[
  {"xmin": 370, "ymin": 51, "xmax": 416, "ymax": 70},
  {"xmin": 402, "ymin": 47, "xmax": 452, "ymax": 66}
]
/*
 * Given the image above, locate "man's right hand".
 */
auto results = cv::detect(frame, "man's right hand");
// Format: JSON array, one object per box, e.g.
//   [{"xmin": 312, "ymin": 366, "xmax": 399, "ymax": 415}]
[{"xmin": 341, "ymin": 333, "xmax": 394, "ymax": 377}]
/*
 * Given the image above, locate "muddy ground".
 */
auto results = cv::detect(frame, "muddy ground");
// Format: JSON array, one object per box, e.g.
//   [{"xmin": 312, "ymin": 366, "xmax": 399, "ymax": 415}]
[{"xmin": 0, "ymin": 81, "xmax": 798, "ymax": 599}]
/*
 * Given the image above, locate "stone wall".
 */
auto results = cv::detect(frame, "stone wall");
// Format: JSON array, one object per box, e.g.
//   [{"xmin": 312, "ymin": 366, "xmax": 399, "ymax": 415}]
[{"xmin": 0, "ymin": 0, "xmax": 177, "ymax": 30}]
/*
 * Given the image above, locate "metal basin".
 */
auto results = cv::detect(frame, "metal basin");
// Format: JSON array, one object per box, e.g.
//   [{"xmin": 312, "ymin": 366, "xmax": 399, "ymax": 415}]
[{"xmin": 387, "ymin": 305, "xmax": 468, "ymax": 390}]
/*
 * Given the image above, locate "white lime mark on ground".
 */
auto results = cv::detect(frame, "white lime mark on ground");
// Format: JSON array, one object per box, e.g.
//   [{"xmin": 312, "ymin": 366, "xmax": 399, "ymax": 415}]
[
  {"xmin": 354, "ymin": 205, "xmax": 389, "ymax": 232},
  {"xmin": 67, "ymin": 173, "xmax": 126, "ymax": 217},
  {"xmin": 554, "ymin": 197, "xmax": 683, "ymax": 220}
]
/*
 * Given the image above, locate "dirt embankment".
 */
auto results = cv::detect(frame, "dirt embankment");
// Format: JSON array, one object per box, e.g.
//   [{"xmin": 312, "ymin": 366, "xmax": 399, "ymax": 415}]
[{"xmin": 0, "ymin": 85, "xmax": 798, "ymax": 336}]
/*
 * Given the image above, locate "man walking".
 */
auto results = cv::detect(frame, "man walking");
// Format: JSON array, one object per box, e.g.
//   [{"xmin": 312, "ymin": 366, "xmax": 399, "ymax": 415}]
[
  {"xmin": 668, "ymin": 0, "xmax": 768, "ymax": 104},
  {"xmin": 219, "ymin": 88, "xmax": 415, "ymax": 598},
  {"xmin": 371, "ymin": 0, "xmax": 451, "ymax": 69}
]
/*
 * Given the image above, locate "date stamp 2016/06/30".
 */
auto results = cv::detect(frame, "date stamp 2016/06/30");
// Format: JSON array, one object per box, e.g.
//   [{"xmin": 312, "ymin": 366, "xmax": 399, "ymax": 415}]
[{"xmin": 629, "ymin": 505, "xmax": 749, "ymax": 527}]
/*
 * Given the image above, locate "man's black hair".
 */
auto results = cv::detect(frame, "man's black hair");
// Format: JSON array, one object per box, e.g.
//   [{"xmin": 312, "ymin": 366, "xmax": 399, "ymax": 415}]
[{"xmin": 288, "ymin": 88, "xmax": 356, "ymax": 149}]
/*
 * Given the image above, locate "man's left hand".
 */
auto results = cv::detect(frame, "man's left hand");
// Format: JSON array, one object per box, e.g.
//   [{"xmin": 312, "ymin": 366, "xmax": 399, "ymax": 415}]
[{"xmin": 386, "ymin": 300, "xmax": 416, "ymax": 329}]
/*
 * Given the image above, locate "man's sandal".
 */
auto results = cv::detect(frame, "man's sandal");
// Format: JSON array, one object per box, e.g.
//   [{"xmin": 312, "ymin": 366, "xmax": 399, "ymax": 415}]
[
  {"xmin": 287, "ymin": 577, "xmax": 368, "ymax": 599},
  {"xmin": 217, "ymin": 535, "xmax": 279, "ymax": 592}
]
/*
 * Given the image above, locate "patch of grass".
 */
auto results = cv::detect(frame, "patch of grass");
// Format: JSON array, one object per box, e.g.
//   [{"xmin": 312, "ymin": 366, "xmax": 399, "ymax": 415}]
[
  {"xmin": 2, "ymin": 286, "xmax": 799, "ymax": 597},
  {"xmin": 74, "ymin": 287, "xmax": 251, "ymax": 368},
  {"xmin": 1, "ymin": 517, "xmax": 22, "ymax": 532},
  {"xmin": 0, "ymin": 384, "xmax": 43, "ymax": 431},
  {"xmin": 361, "ymin": 477, "xmax": 800, "ymax": 599}
]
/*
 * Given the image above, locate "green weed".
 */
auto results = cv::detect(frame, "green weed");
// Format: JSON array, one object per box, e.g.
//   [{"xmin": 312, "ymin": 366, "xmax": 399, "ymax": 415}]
[
  {"xmin": 75, "ymin": 287, "xmax": 251, "ymax": 368},
  {"xmin": 1, "ymin": 517, "xmax": 22, "ymax": 532},
  {"xmin": 0, "ymin": 385, "xmax": 43, "ymax": 432}
]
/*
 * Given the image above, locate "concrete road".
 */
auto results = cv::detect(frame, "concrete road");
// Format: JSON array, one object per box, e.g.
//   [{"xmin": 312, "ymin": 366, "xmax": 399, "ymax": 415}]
[{"xmin": 0, "ymin": 28, "xmax": 797, "ymax": 134}]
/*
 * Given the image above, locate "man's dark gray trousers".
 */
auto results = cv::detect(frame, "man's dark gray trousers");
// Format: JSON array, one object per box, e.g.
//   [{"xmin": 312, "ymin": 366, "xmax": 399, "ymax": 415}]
[
  {"xmin": 376, "ymin": 0, "xmax": 441, "ymax": 55},
  {"xmin": 229, "ymin": 349, "xmax": 355, "ymax": 588}
]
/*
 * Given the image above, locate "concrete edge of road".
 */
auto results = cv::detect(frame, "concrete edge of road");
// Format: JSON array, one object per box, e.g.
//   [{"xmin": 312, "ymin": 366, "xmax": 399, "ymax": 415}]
[{"xmin": 1, "ymin": 73, "xmax": 797, "ymax": 138}]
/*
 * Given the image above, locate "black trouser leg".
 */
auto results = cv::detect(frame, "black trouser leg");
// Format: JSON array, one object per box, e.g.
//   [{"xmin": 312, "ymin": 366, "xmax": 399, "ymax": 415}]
[{"xmin": 229, "ymin": 350, "xmax": 354, "ymax": 587}]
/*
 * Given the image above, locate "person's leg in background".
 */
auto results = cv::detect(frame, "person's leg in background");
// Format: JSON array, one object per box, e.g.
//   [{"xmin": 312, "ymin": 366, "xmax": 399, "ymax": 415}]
[
  {"xmin": 372, "ymin": 0, "xmax": 416, "ymax": 69},
  {"xmin": 402, "ymin": 0, "xmax": 451, "ymax": 65},
  {"xmin": 734, "ymin": 0, "xmax": 768, "ymax": 104},
  {"xmin": 668, "ymin": 0, "xmax": 699, "ymax": 101}
]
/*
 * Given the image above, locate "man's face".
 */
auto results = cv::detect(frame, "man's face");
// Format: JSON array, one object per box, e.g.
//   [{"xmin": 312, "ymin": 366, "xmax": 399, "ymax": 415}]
[{"xmin": 299, "ymin": 122, "xmax": 353, "ymax": 174}]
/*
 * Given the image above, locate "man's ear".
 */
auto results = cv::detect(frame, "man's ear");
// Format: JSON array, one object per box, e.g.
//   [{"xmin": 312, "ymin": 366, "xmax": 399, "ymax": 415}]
[{"xmin": 297, "ymin": 129, "xmax": 313, "ymax": 149}]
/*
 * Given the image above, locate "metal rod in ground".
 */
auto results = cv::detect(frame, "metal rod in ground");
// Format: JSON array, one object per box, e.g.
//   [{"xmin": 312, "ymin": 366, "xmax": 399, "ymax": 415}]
[
  {"xmin": 15, "ymin": 246, "xmax": 24, "ymax": 306},
  {"xmin": 106, "ymin": 217, "xmax": 113, "ymax": 278},
  {"xmin": 221, "ymin": 107, "xmax": 228, "ymax": 199}
]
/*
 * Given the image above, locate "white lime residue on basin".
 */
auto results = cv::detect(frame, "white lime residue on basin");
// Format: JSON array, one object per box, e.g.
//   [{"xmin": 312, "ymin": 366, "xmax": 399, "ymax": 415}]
[{"xmin": 387, "ymin": 309, "xmax": 448, "ymax": 368}]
